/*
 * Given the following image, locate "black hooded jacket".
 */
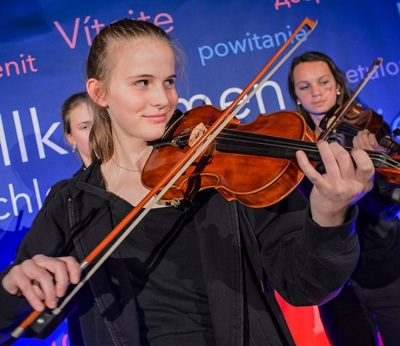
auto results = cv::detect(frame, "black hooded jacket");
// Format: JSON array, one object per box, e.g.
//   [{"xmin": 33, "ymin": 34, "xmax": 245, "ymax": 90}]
[{"xmin": 0, "ymin": 160, "xmax": 360, "ymax": 345}]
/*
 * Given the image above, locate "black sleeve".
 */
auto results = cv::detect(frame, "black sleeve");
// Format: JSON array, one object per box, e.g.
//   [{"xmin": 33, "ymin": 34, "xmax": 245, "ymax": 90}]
[{"xmin": 244, "ymin": 188, "xmax": 359, "ymax": 306}]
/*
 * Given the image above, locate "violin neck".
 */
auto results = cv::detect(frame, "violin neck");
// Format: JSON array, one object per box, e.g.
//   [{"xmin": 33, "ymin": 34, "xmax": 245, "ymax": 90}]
[
  {"xmin": 216, "ymin": 131, "xmax": 321, "ymax": 161},
  {"xmin": 216, "ymin": 129, "xmax": 397, "ymax": 171}
]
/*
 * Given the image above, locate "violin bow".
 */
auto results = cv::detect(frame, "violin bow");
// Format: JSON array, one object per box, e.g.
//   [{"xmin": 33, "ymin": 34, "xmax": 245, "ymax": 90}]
[
  {"xmin": 319, "ymin": 58, "xmax": 383, "ymax": 142},
  {"xmin": 11, "ymin": 17, "xmax": 317, "ymax": 339}
]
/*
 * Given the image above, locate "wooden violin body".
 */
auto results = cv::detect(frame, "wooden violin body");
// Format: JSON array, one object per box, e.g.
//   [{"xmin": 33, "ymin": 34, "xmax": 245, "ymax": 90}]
[
  {"xmin": 143, "ymin": 105, "xmax": 316, "ymax": 208},
  {"xmin": 319, "ymin": 103, "xmax": 400, "ymax": 155},
  {"xmin": 143, "ymin": 105, "xmax": 400, "ymax": 208},
  {"xmin": 319, "ymin": 103, "xmax": 383, "ymax": 147}
]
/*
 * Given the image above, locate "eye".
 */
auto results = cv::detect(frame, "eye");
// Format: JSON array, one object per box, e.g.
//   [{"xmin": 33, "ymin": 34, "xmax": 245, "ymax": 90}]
[
  {"xmin": 135, "ymin": 80, "xmax": 149, "ymax": 87},
  {"xmin": 298, "ymin": 84, "xmax": 309, "ymax": 91},
  {"xmin": 165, "ymin": 78, "xmax": 176, "ymax": 87},
  {"xmin": 79, "ymin": 123, "xmax": 93, "ymax": 131}
]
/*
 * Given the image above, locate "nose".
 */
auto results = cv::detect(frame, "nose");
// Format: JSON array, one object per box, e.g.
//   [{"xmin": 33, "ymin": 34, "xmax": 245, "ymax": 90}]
[
  {"xmin": 150, "ymin": 84, "xmax": 169, "ymax": 108},
  {"xmin": 311, "ymin": 85, "xmax": 322, "ymax": 97}
]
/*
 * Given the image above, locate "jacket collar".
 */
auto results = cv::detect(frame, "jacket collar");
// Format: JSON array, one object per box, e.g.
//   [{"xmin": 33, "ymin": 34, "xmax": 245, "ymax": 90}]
[{"xmin": 68, "ymin": 160, "xmax": 116, "ymax": 202}]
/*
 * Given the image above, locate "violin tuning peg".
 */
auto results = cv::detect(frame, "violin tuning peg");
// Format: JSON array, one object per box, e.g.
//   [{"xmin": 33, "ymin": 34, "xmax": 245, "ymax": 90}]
[{"xmin": 392, "ymin": 128, "xmax": 400, "ymax": 137}]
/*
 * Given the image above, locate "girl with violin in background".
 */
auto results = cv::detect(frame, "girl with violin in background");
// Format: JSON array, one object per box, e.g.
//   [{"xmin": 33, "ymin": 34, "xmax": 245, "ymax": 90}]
[
  {"xmin": 288, "ymin": 51, "xmax": 400, "ymax": 345},
  {"xmin": 0, "ymin": 21, "xmax": 375, "ymax": 345}
]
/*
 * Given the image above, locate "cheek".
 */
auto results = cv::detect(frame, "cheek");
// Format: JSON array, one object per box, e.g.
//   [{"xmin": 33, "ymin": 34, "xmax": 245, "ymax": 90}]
[
  {"xmin": 169, "ymin": 90, "xmax": 179, "ymax": 106},
  {"xmin": 326, "ymin": 90, "xmax": 338, "ymax": 106},
  {"xmin": 74, "ymin": 132, "xmax": 89, "ymax": 147},
  {"xmin": 296, "ymin": 91, "xmax": 310, "ymax": 105}
]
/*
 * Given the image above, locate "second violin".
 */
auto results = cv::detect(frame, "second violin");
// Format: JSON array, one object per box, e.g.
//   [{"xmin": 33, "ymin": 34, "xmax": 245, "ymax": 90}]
[{"xmin": 319, "ymin": 103, "xmax": 383, "ymax": 147}]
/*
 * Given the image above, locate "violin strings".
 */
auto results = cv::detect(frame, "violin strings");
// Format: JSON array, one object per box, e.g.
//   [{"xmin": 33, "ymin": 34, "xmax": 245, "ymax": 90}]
[
  {"xmin": 175, "ymin": 127, "xmax": 316, "ymax": 152},
  {"xmin": 332, "ymin": 123, "xmax": 362, "ymax": 138},
  {"xmin": 325, "ymin": 122, "xmax": 388, "ymax": 147},
  {"xmin": 172, "ymin": 127, "xmax": 400, "ymax": 169},
  {"xmin": 219, "ymin": 129, "xmax": 400, "ymax": 169}
]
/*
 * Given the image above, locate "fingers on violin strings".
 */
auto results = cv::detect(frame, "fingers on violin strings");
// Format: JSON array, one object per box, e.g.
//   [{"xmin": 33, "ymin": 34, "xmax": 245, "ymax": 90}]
[
  {"xmin": 327, "ymin": 141, "xmax": 354, "ymax": 178},
  {"xmin": 314, "ymin": 141, "xmax": 349, "ymax": 183},
  {"xmin": 350, "ymin": 147, "xmax": 375, "ymax": 187},
  {"xmin": 354, "ymin": 129, "xmax": 381, "ymax": 150},
  {"xmin": 295, "ymin": 149, "xmax": 321, "ymax": 184},
  {"xmin": 368, "ymin": 132, "xmax": 385, "ymax": 151},
  {"xmin": 353, "ymin": 130, "xmax": 369, "ymax": 149}
]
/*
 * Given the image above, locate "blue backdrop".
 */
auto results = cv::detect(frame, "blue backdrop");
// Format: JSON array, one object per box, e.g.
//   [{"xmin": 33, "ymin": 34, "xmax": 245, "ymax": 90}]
[{"xmin": 1, "ymin": 0, "xmax": 399, "ymax": 344}]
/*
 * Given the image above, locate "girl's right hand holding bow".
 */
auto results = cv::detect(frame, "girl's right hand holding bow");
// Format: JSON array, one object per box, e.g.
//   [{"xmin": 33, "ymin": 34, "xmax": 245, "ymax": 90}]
[{"xmin": 2, "ymin": 254, "xmax": 81, "ymax": 312}]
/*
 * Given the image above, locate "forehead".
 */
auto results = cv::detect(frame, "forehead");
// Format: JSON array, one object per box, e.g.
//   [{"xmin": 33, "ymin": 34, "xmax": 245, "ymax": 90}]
[
  {"xmin": 293, "ymin": 61, "xmax": 333, "ymax": 81},
  {"xmin": 110, "ymin": 36, "xmax": 174, "ymax": 72},
  {"xmin": 69, "ymin": 103, "xmax": 93, "ymax": 123}
]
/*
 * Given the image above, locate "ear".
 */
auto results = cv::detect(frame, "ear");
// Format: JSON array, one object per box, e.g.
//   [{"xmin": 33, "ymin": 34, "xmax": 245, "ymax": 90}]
[
  {"xmin": 87, "ymin": 78, "xmax": 108, "ymax": 107},
  {"xmin": 65, "ymin": 132, "xmax": 75, "ymax": 146}
]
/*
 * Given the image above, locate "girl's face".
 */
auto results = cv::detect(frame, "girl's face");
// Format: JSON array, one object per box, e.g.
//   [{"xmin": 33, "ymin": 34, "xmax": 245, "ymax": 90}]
[
  {"xmin": 66, "ymin": 102, "xmax": 94, "ymax": 167},
  {"xmin": 292, "ymin": 61, "xmax": 340, "ymax": 127},
  {"xmin": 103, "ymin": 37, "xmax": 178, "ymax": 145}
]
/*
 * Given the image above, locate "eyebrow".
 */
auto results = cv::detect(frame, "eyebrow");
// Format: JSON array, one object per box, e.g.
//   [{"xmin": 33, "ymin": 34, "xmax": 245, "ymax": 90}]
[
  {"xmin": 76, "ymin": 120, "xmax": 93, "ymax": 126},
  {"xmin": 296, "ymin": 75, "xmax": 331, "ymax": 85},
  {"xmin": 126, "ymin": 73, "xmax": 177, "ymax": 80}
]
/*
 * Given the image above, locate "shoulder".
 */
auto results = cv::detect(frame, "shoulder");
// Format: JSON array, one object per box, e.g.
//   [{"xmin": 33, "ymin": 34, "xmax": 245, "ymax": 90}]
[
  {"xmin": 49, "ymin": 179, "xmax": 69, "ymax": 194},
  {"xmin": 67, "ymin": 160, "xmax": 102, "ymax": 189},
  {"xmin": 43, "ymin": 161, "xmax": 102, "ymax": 208}
]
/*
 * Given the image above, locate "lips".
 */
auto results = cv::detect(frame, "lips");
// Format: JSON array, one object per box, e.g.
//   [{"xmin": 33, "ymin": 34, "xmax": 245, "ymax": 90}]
[
  {"xmin": 145, "ymin": 114, "xmax": 167, "ymax": 123},
  {"xmin": 312, "ymin": 100, "xmax": 324, "ymax": 106}
]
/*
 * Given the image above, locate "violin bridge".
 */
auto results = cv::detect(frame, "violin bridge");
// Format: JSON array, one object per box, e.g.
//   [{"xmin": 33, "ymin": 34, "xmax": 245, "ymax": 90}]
[{"xmin": 188, "ymin": 123, "xmax": 207, "ymax": 147}]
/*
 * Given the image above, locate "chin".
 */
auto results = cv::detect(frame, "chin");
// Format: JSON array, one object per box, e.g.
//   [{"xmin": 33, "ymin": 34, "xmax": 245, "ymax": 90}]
[
  {"xmin": 147, "ymin": 130, "xmax": 166, "ymax": 142},
  {"xmin": 313, "ymin": 111, "xmax": 329, "ymax": 117}
]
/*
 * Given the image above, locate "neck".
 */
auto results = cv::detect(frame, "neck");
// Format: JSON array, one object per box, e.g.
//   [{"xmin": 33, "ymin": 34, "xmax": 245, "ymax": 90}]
[
  {"xmin": 112, "ymin": 157, "xmax": 142, "ymax": 173},
  {"xmin": 111, "ymin": 145, "xmax": 152, "ymax": 173}
]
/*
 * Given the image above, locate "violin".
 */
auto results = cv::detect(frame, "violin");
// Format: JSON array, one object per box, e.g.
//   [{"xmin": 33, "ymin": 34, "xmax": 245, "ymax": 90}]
[
  {"xmin": 380, "ymin": 129, "xmax": 400, "ymax": 154},
  {"xmin": 318, "ymin": 59, "xmax": 382, "ymax": 143},
  {"xmin": 316, "ymin": 57, "xmax": 400, "ymax": 155},
  {"xmin": 319, "ymin": 103, "xmax": 383, "ymax": 147},
  {"xmin": 319, "ymin": 103, "xmax": 400, "ymax": 155},
  {"xmin": 144, "ymin": 105, "xmax": 316, "ymax": 208},
  {"xmin": 142, "ymin": 104, "xmax": 400, "ymax": 208}
]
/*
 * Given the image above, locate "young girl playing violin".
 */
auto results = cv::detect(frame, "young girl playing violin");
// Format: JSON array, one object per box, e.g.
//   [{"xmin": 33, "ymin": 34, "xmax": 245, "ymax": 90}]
[
  {"xmin": 288, "ymin": 51, "xmax": 400, "ymax": 346},
  {"xmin": 0, "ymin": 21, "xmax": 375, "ymax": 346}
]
